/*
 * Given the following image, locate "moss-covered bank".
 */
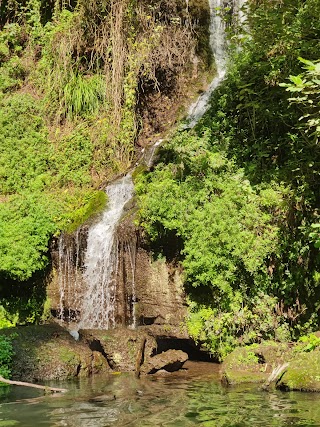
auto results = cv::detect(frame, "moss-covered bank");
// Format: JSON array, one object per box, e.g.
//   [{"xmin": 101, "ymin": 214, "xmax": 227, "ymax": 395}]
[
  {"xmin": 1, "ymin": 324, "xmax": 110, "ymax": 381},
  {"xmin": 221, "ymin": 342, "xmax": 320, "ymax": 392},
  {"xmin": 0, "ymin": 323, "xmax": 191, "ymax": 382}
]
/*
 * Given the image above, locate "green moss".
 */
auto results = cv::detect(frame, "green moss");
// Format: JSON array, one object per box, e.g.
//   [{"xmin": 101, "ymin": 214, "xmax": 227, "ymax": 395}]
[
  {"xmin": 222, "ymin": 342, "xmax": 293, "ymax": 386},
  {"xmin": 224, "ymin": 370, "xmax": 267, "ymax": 385},
  {"xmin": 59, "ymin": 347, "xmax": 79, "ymax": 365},
  {"xmin": 132, "ymin": 164, "xmax": 147, "ymax": 183},
  {"xmin": 278, "ymin": 350, "xmax": 320, "ymax": 391},
  {"xmin": 57, "ymin": 190, "xmax": 107, "ymax": 233}
]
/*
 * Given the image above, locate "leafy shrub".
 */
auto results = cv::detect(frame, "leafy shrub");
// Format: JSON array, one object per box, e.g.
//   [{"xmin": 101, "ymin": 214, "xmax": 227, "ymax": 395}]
[
  {"xmin": 187, "ymin": 293, "xmax": 291, "ymax": 360},
  {"xmin": 136, "ymin": 131, "xmax": 282, "ymax": 306},
  {"xmin": 0, "ymin": 306, "xmax": 17, "ymax": 329},
  {"xmin": 296, "ymin": 334, "xmax": 320, "ymax": 353},
  {"xmin": 0, "ymin": 92, "xmax": 106, "ymax": 280},
  {"xmin": 0, "ymin": 190, "xmax": 58, "ymax": 281},
  {"xmin": 0, "ymin": 94, "xmax": 50, "ymax": 194},
  {"xmin": 0, "ymin": 335, "xmax": 14, "ymax": 379}
]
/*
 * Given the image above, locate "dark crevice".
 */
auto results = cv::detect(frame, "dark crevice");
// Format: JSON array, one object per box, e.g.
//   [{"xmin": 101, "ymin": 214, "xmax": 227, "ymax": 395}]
[
  {"xmin": 256, "ymin": 353, "xmax": 266, "ymax": 364},
  {"xmin": 87, "ymin": 338, "xmax": 114, "ymax": 369},
  {"xmin": 154, "ymin": 338, "xmax": 218, "ymax": 362},
  {"xmin": 76, "ymin": 363, "xmax": 81, "ymax": 376},
  {"xmin": 139, "ymin": 316, "xmax": 165, "ymax": 326}
]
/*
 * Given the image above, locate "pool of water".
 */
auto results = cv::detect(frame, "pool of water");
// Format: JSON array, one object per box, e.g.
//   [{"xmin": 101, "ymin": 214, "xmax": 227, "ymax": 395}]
[{"xmin": 1, "ymin": 362, "xmax": 320, "ymax": 427}]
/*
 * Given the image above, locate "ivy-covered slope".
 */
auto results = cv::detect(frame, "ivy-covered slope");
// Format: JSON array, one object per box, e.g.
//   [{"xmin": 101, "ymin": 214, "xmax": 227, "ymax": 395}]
[
  {"xmin": 136, "ymin": 0, "xmax": 320, "ymax": 359},
  {"xmin": 0, "ymin": 0, "xmax": 209, "ymax": 285}
]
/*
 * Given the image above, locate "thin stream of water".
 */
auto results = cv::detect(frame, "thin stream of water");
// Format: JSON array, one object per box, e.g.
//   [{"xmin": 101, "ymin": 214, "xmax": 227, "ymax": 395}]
[{"xmin": 187, "ymin": 0, "xmax": 227, "ymax": 127}]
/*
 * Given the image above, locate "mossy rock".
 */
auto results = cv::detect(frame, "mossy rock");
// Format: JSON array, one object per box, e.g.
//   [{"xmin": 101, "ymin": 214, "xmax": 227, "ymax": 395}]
[
  {"xmin": 1, "ymin": 324, "xmax": 110, "ymax": 381},
  {"xmin": 222, "ymin": 342, "xmax": 293, "ymax": 385},
  {"xmin": 222, "ymin": 346, "xmax": 267, "ymax": 385},
  {"xmin": 277, "ymin": 349, "xmax": 320, "ymax": 392},
  {"xmin": 80, "ymin": 328, "xmax": 157, "ymax": 372}
]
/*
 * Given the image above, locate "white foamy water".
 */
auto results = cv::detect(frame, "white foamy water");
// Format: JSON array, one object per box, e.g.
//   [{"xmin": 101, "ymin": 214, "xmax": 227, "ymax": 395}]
[
  {"xmin": 187, "ymin": 0, "xmax": 227, "ymax": 127},
  {"xmin": 78, "ymin": 174, "xmax": 134, "ymax": 329}
]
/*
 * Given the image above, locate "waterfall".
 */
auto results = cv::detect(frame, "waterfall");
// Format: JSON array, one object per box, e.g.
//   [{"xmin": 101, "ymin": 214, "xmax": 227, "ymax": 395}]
[
  {"xmin": 55, "ymin": 0, "xmax": 244, "ymax": 332},
  {"xmin": 78, "ymin": 174, "xmax": 134, "ymax": 329},
  {"xmin": 187, "ymin": 0, "xmax": 228, "ymax": 127},
  {"xmin": 56, "ymin": 174, "xmax": 134, "ymax": 330}
]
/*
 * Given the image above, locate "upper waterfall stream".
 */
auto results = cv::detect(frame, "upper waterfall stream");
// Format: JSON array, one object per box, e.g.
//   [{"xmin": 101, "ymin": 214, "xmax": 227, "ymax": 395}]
[{"xmin": 187, "ymin": 0, "xmax": 227, "ymax": 127}]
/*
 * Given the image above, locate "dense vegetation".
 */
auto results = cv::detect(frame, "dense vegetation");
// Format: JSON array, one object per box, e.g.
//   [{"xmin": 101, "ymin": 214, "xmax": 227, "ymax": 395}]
[
  {"xmin": 1, "ymin": 0, "xmax": 320, "ymax": 361},
  {"xmin": 0, "ymin": 335, "xmax": 14, "ymax": 379},
  {"xmin": 137, "ymin": 0, "xmax": 320, "ymax": 359},
  {"xmin": 0, "ymin": 0, "xmax": 208, "ymax": 323}
]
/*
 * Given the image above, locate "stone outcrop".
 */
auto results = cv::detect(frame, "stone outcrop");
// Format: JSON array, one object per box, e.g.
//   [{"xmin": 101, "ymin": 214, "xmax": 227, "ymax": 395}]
[
  {"xmin": 3, "ymin": 324, "xmax": 194, "ymax": 382},
  {"xmin": 3, "ymin": 324, "xmax": 110, "ymax": 382},
  {"xmin": 221, "ymin": 342, "xmax": 293, "ymax": 386},
  {"xmin": 140, "ymin": 349, "xmax": 188, "ymax": 375},
  {"xmin": 79, "ymin": 328, "xmax": 157, "ymax": 373}
]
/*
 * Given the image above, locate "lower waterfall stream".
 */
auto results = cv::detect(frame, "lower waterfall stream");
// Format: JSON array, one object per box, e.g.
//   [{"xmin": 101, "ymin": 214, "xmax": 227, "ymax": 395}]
[
  {"xmin": 79, "ymin": 174, "xmax": 134, "ymax": 330},
  {"xmin": 57, "ymin": 174, "xmax": 134, "ymax": 330}
]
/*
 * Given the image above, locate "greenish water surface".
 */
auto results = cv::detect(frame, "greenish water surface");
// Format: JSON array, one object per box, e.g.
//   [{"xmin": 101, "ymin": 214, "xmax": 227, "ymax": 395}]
[{"xmin": 0, "ymin": 362, "xmax": 320, "ymax": 426}]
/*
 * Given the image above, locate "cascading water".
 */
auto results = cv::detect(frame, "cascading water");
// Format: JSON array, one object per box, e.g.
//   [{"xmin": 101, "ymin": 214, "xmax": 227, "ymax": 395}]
[
  {"xmin": 57, "ymin": 229, "xmax": 83, "ymax": 322},
  {"xmin": 79, "ymin": 174, "xmax": 134, "ymax": 329},
  {"xmin": 187, "ymin": 0, "xmax": 227, "ymax": 128},
  {"xmin": 56, "ymin": 174, "xmax": 134, "ymax": 330}
]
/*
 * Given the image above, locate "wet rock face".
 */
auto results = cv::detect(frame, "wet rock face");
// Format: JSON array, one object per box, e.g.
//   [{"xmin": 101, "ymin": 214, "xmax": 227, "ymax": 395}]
[
  {"xmin": 48, "ymin": 228, "xmax": 88, "ymax": 323},
  {"xmin": 141, "ymin": 349, "xmax": 189, "ymax": 375},
  {"xmin": 47, "ymin": 211, "xmax": 187, "ymax": 330},
  {"xmin": 114, "ymin": 213, "xmax": 187, "ymax": 329}
]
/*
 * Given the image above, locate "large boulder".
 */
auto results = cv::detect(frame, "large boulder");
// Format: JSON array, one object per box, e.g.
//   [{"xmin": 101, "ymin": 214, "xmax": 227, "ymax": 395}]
[
  {"xmin": 221, "ymin": 342, "xmax": 320, "ymax": 392},
  {"xmin": 276, "ymin": 349, "xmax": 320, "ymax": 392},
  {"xmin": 221, "ymin": 342, "xmax": 293, "ymax": 385},
  {"xmin": 80, "ymin": 328, "xmax": 157, "ymax": 372},
  {"xmin": 3, "ymin": 324, "xmax": 110, "ymax": 382},
  {"xmin": 141, "ymin": 349, "xmax": 188, "ymax": 374}
]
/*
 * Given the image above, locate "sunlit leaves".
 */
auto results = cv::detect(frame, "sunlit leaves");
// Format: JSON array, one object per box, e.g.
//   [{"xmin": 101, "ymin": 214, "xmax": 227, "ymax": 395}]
[
  {"xmin": 280, "ymin": 57, "xmax": 320, "ymax": 143},
  {"xmin": 137, "ymin": 132, "xmax": 282, "ymax": 304}
]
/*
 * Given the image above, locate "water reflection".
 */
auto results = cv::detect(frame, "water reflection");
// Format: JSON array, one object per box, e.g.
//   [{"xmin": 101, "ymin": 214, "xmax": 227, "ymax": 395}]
[{"xmin": 0, "ymin": 363, "xmax": 320, "ymax": 426}]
